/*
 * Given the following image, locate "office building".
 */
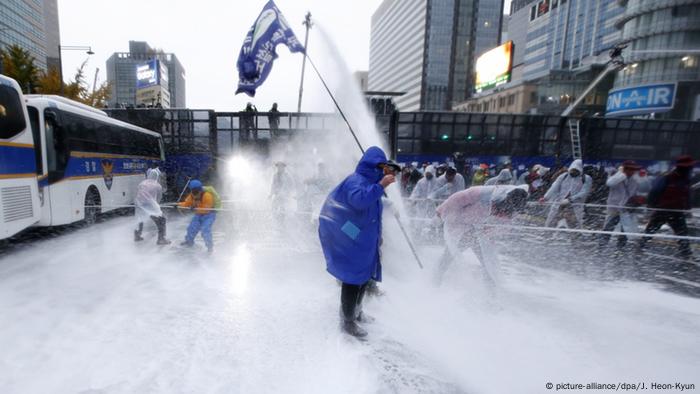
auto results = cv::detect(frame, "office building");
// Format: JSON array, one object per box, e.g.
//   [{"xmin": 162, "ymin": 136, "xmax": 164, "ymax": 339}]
[
  {"xmin": 0, "ymin": 0, "xmax": 61, "ymax": 72},
  {"xmin": 612, "ymin": 0, "xmax": 700, "ymax": 120},
  {"xmin": 457, "ymin": 0, "xmax": 624, "ymax": 115},
  {"xmin": 106, "ymin": 41, "xmax": 186, "ymax": 108},
  {"xmin": 42, "ymin": 0, "xmax": 60, "ymax": 71},
  {"xmin": 368, "ymin": 0, "xmax": 504, "ymax": 111}
]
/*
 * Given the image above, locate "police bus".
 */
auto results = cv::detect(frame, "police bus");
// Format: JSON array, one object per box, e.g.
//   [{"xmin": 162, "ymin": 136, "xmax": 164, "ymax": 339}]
[
  {"xmin": 0, "ymin": 75, "xmax": 41, "ymax": 239},
  {"xmin": 26, "ymin": 95, "xmax": 165, "ymax": 227},
  {"xmin": 0, "ymin": 74, "xmax": 165, "ymax": 239}
]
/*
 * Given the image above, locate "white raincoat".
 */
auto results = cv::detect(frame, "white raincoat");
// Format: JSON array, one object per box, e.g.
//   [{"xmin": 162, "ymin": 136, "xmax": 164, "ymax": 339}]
[
  {"xmin": 435, "ymin": 185, "xmax": 527, "ymax": 284},
  {"xmin": 410, "ymin": 165, "xmax": 438, "ymax": 218},
  {"xmin": 606, "ymin": 171, "xmax": 639, "ymax": 209},
  {"xmin": 604, "ymin": 170, "xmax": 640, "ymax": 234},
  {"xmin": 270, "ymin": 167, "xmax": 296, "ymax": 213},
  {"xmin": 543, "ymin": 160, "xmax": 592, "ymax": 227},
  {"xmin": 410, "ymin": 165, "xmax": 437, "ymax": 199},
  {"xmin": 485, "ymin": 169, "xmax": 514, "ymax": 186},
  {"xmin": 135, "ymin": 168, "xmax": 164, "ymax": 223},
  {"xmin": 430, "ymin": 172, "xmax": 466, "ymax": 199}
]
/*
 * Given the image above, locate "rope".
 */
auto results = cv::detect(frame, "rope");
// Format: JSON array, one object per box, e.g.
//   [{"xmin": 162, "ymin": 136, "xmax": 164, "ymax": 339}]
[
  {"xmin": 527, "ymin": 200, "xmax": 692, "ymax": 214},
  {"xmin": 404, "ymin": 197, "xmax": 695, "ymax": 214},
  {"xmin": 483, "ymin": 223, "xmax": 700, "ymax": 242}
]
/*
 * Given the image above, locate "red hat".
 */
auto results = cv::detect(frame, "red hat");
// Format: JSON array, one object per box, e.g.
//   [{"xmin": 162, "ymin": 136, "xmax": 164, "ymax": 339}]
[
  {"xmin": 622, "ymin": 160, "xmax": 641, "ymax": 170},
  {"xmin": 675, "ymin": 155, "xmax": 696, "ymax": 168}
]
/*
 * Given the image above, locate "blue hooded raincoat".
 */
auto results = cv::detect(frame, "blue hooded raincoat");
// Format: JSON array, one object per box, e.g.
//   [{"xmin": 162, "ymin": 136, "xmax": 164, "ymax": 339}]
[{"xmin": 318, "ymin": 146, "xmax": 387, "ymax": 285}]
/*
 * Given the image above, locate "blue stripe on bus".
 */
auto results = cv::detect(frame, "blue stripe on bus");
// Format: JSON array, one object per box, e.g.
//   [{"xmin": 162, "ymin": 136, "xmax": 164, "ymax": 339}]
[
  {"xmin": 63, "ymin": 155, "xmax": 163, "ymax": 179},
  {"xmin": 0, "ymin": 145, "xmax": 36, "ymax": 175}
]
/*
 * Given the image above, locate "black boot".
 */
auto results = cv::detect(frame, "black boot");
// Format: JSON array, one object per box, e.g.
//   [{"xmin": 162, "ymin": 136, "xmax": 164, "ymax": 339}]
[
  {"xmin": 153, "ymin": 216, "xmax": 169, "ymax": 245},
  {"xmin": 134, "ymin": 223, "xmax": 144, "ymax": 242},
  {"xmin": 356, "ymin": 311, "xmax": 375, "ymax": 324},
  {"xmin": 342, "ymin": 320, "xmax": 367, "ymax": 338},
  {"xmin": 341, "ymin": 282, "xmax": 369, "ymax": 338}
]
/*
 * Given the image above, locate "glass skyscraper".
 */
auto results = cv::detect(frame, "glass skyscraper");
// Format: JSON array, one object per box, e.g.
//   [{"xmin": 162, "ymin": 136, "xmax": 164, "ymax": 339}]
[
  {"xmin": 369, "ymin": 0, "xmax": 504, "ymax": 111},
  {"xmin": 0, "ymin": 0, "xmax": 61, "ymax": 72},
  {"xmin": 522, "ymin": 0, "xmax": 625, "ymax": 81}
]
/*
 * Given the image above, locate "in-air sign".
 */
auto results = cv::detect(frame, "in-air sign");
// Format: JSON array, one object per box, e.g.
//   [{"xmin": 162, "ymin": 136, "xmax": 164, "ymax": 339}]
[{"xmin": 606, "ymin": 83, "xmax": 676, "ymax": 116}]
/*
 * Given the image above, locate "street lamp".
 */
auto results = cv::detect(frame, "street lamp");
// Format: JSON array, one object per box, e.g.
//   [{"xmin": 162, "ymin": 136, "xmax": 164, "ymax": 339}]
[{"xmin": 57, "ymin": 44, "xmax": 94, "ymax": 94}]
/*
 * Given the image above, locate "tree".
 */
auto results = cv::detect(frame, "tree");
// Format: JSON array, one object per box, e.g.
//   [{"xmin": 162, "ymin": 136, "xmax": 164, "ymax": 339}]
[
  {"xmin": 37, "ymin": 60, "xmax": 112, "ymax": 107},
  {"xmin": 0, "ymin": 45, "xmax": 41, "ymax": 93}
]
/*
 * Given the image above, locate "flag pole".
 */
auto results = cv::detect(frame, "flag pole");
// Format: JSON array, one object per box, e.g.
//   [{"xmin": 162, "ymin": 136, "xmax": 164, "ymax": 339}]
[
  {"xmin": 296, "ymin": 12, "xmax": 312, "ymax": 113},
  {"xmin": 306, "ymin": 55, "xmax": 424, "ymax": 270}
]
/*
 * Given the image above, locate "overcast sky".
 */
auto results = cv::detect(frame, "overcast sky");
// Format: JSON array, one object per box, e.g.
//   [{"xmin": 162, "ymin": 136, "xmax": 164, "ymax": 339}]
[{"xmin": 58, "ymin": 0, "xmax": 510, "ymax": 112}]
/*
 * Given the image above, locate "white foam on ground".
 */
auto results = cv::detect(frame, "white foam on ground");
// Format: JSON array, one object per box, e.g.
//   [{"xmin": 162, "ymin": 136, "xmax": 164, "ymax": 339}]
[{"xmin": 1, "ymin": 213, "xmax": 699, "ymax": 393}]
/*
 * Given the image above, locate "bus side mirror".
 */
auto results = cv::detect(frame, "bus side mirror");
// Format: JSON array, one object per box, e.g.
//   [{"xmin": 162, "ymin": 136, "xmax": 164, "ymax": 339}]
[{"xmin": 44, "ymin": 109, "xmax": 58, "ymax": 125}]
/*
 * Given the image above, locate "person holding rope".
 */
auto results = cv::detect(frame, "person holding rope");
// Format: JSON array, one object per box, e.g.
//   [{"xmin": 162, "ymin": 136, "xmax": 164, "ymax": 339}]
[
  {"xmin": 410, "ymin": 165, "xmax": 437, "ymax": 217},
  {"xmin": 542, "ymin": 159, "xmax": 592, "ymax": 229},
  {"xmin": 134, "ymin": 168, "xmax": 171, "ymax": 245},
  {"xmin": 178, "ymin": 180, "xmax": 219, "ymax": 253},
  {"xmin": 434, "ymin": 185, "xmax": 528, "ymax": 285},
  {"xmin": 598, "ymin": 161, "xmax": 641, "ymax": 249},
  {"xmin": 318, "ymin": 146, "xmax": 399, "ymax": 338},
  {"xmin": 638, "ymin": 155, "xmax": 696, "ymax": 260}
]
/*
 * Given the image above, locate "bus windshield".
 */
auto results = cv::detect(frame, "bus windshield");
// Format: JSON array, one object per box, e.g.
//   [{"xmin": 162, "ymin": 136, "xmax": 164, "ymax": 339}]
[{"xmin": 0, "ymin": 82, "xmax": 27, "ymax": 139}]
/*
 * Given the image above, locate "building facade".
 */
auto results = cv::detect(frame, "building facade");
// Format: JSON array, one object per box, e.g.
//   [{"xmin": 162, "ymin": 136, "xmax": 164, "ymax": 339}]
[
  {"xmin": 0, "ymin": 0, "xmax": 61, "ymax": 72},
  {"xmin": 368, "ymin": 0, "xmax": 427, "ymax": 111},
  {"xmin": 368, "ymin": 0, "xmax": 504, "ymax": 111},
  {"xmin": 458, "ymin": 0, "xmax": 623, "ymax": 116},
  {"xmin": 522, "ymin": 0, "xmax": 624, "ymax": 80},
  {"xmin": 106, "ymin": 41, "xmax": 186, "ymax": 108},
  {"xmin": 613, "ymin": 0, "xmax": 700, "ymax": 120}
]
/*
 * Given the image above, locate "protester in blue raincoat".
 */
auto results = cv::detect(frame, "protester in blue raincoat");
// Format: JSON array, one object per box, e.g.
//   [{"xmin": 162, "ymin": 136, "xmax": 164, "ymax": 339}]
[{"xmin": 318, "ymin": 146, "xmax": 398, "ymax": 338}]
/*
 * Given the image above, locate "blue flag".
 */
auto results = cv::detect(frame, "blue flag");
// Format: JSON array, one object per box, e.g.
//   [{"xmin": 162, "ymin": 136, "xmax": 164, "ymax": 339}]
[{"xmin": 236, "ymin": 0, "xmax": 305, "ymax": 97}]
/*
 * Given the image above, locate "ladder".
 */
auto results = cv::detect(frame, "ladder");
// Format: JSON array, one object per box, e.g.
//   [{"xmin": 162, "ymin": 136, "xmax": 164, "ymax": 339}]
[{"xmin": 568, "ymin": 119, "xmax": 583, "ymax": 160}]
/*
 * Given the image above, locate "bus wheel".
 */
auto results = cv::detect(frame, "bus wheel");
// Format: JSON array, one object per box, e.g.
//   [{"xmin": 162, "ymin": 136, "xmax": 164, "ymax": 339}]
[{"xmin": 84, "ymin": 188, "xmax": 101, "ymax": 225}]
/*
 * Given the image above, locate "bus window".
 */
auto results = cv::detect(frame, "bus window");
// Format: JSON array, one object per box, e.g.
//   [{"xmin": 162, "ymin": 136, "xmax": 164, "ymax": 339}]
[
  {"xmin": 27, "ymin": 106, "xmax": 44, "ymax": 175},
  {"xmin": 0, "ymin": 83, "xmax": 27, "ymax": 139},
  {"xmin": 44, "ymin": 110, "xmax": 68, "ymax": 182},
  {"xmin": 159, "ymin": 138, "xmax": 165, "ymax": 161}
]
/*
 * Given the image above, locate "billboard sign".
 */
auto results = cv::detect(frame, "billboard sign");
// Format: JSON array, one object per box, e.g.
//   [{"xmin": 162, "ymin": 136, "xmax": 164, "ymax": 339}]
[
  {"xmin": 606, "ymin": 83, "xmax": 677, "ymax": 116},
  {"xmin": 475, "ymin": 41, "xmax": 514, "ymax": 93},
  {"xmin": 136, "ymin": 60, "xmax": 159, "ymax": 89}
]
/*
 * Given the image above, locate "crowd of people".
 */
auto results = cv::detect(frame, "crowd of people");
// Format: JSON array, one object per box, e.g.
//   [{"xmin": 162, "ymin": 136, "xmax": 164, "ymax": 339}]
[
  {"xmin": 131, "ymin": 150, "xmax": 698, "ymax": 339},
  {"xmin": 399, "ymin": 155, "xmax": 699, "ymax": 260}
]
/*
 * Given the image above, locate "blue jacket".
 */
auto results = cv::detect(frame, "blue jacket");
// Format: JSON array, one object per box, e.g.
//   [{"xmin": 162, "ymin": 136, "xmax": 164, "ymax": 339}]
[{"xmin": 319, "ymin": 147, "xmax": 386, "ymax": 285}]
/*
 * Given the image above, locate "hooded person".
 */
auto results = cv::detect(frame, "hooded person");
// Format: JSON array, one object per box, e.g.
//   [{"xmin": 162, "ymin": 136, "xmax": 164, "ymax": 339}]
[
  {"xmin": 430, "ymin": 167, "xmax": 466, "ymax": 199},
  {"xmin": 542, "ymin": 159, "xmax": 592, "ymax": 228},
  {"xmin": 318, "ymin": 146, "xmax": 397, "ymax": 338},
  {"xmin": 485, "ymin": 168, "xmax": 514, "ymax": 186},
  {"xmin": 434, "ymin": 185, "xmax": 528, "ymax": 285},
  {"xmin": 638, "ymin": 155, "xmax": 696, "ymax": 259},
  {"xmin": 178, "ymin": 179, "xmax": 217, "ymax": 253},
  {"xmin": 270, "ymin": 161, "xmax": 296, "ymax": 223},
  {"xmin": 598, "ymin": 161, "xmax": 641, "ymax": 248},
  {"xmin": 410, "ymin": 165, "xmax": 437, "ymax": 200},
  {"xmin": 410, "ymin": 165, "xmax": 438, "ymax": 218},
  {"xmin": 134, "ymin": 168, "xmax": 170, "ymax": 245}
]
